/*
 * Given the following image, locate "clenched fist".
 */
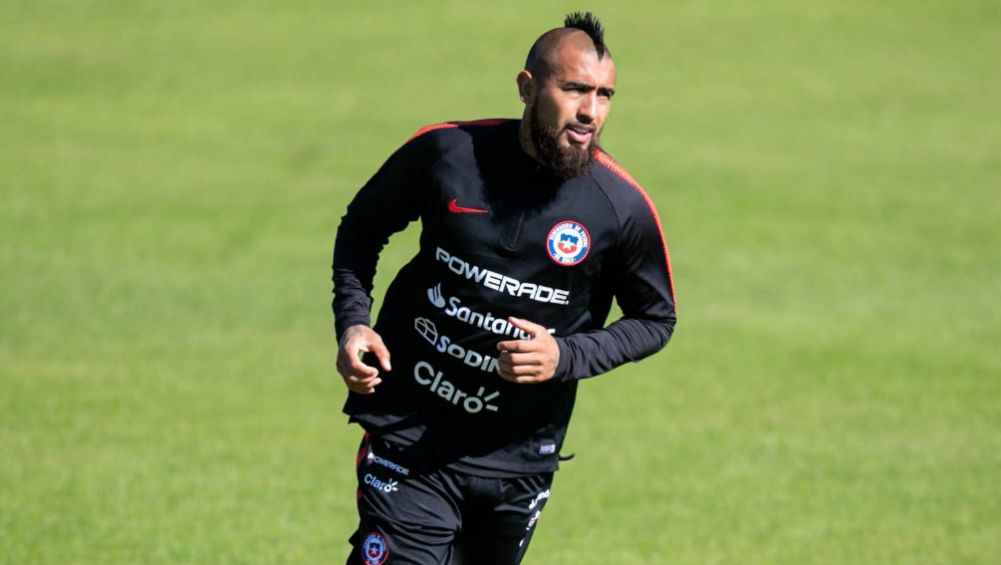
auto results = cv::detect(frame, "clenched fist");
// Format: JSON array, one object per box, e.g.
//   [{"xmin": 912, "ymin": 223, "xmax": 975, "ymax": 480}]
[{"xmin": 496, "ymin": 317, "xmax": 560, "ymax": 384}]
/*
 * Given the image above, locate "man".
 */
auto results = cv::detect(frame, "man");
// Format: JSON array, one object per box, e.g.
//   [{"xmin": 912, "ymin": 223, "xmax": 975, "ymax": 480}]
[{"xmin": 332, "ymin": 12, "xmax": 676, "ymax": 565}]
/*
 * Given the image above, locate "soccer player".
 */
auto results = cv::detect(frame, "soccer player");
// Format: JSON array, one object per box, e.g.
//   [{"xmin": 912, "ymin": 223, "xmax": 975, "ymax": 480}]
[{"xmin": 332, "ymin": 12, "xmax": 677, "ymax": 565}]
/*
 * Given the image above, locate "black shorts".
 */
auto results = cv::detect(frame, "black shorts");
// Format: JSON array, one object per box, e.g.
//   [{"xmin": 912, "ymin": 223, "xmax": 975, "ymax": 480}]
[{"xmin": 346, "ymin": 434, "xmax": 554, "ymax": 565}]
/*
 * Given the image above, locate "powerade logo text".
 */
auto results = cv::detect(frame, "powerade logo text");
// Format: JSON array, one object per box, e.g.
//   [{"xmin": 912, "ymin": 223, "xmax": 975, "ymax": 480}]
[
  {"xmin": 435, "ymin": 247, "xmax": 569, "ymax": 305},
  {"xmin": 413, "ymin": 360, "xmax": 500, "ymax": 414},
  {"xmin": 427, "ymin": 283, "xmax": 556, "ymax": 340},
  {"xmin": 367, "ymin": 452, "xmax": 410, "ymax": 476}
]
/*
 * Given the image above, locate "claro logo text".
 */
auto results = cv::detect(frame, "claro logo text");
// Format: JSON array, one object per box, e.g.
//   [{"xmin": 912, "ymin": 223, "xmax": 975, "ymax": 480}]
[{"xmin": 413, "ymin": 360, "xmax": 500, "ymax": 414}]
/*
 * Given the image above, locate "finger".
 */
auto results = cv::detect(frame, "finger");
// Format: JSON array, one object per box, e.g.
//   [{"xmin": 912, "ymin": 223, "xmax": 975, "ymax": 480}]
[
  {"xmin": 501, "ymin": 363, "xmax": 538, "ymax": 377},
  {"xmin": 344, "ymin": 373, "xmax": 381, "ymax": 388},
  {"xmin": 511, "ymin": 375, "xmax": 549, "ymax": 384},
  {"xmin": 346, "ymin": 346, "xmax": 380, "ymax": 378},
  {"xmin": 368, "ymin": 336, "xmax": 392, "ymax": 372},
  {"xmin": 348, "ymin": 379, "xmax": 381, "ymax": 394},
  {"xmin": 499, "ymin": 351, "xmax": 542, "ymax": 366},
  {"xmin": 347, "ymin": 372, "xmax": 382, "ymax": 387},
  {"xmin": 498, "ymin": 371, "xmax": 546, "ymax": 384},
  {"xmin": 338, "ymin": 354, "xmax": 377, "ymax": 381},
  {"xmin": 507, "ymin": 317, "xmax": 547, "ymax": 336},
  {"xmin": 497, "ymin": 371, "xmax": 518, "ymax": 383},
  {"xmin": 497, "ymin": 339, "xmax": 534, "ymax": 353},
  {"xmin": 498, "ymin": 358, "xmax": 519, "ymax": 374},
  {"xmin": 341, "ymin": 370, "xmax": 382, "ymax": 393},
  {"xmin": 498, "ymin": 357, "xmax": 539, "ymax": 378}
]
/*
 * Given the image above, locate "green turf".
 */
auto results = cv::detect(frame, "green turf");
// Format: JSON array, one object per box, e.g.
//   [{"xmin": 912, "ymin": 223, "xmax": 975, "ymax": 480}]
[{"xmin": 2, "ymin": 1, "xmax": 999, "ymax": 563}]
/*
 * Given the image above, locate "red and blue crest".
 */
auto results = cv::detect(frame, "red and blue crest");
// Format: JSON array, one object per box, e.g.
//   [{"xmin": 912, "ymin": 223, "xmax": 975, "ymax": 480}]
[
  {"xmin": 361, "ymin": 531, "xmax": 389, "ymax": 565},
  {"xmin": 546, "ymin": 220, "xmax": 590, "ymax": 266}
]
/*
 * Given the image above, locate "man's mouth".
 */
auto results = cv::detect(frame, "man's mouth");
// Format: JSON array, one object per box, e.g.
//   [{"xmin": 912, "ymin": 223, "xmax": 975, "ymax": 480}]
[{"xmin": 565, "ymin": 125, "xmax": 594, "ymax": 145}]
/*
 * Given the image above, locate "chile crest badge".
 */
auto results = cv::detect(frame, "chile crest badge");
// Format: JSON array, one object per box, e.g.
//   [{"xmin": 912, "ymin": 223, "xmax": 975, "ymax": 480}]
[
  {"xmin": 546, "ymin": 220, "xmax": 590, "ymax": 266},
  {"xmin": 361, "ymin": 531, "xmax": 389, "ymax": 565}
]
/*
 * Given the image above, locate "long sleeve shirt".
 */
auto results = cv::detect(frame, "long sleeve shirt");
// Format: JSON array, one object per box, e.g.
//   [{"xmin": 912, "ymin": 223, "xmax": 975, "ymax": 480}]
[{"xmin": 333, "ymin": 119, "xmax": 677, "ymax": 475}]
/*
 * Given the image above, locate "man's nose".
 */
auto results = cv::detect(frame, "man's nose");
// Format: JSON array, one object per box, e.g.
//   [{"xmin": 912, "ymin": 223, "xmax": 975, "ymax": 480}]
[{"xmin": 577, "ymin": 93, "xmax": 597, "ymax": 123}]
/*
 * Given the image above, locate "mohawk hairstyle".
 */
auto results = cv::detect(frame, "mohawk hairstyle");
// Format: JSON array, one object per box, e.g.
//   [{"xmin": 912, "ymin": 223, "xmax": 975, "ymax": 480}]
[
  {"xmin": 564, "ymin": 11, "xmax": 607, "ymax": 58},
  {"xmin": 524, "ymin": 11, "xmax": 611, "ymax": 78}
]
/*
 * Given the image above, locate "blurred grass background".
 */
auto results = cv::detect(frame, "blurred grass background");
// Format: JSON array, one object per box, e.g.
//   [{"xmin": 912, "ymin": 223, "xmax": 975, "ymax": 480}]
[{"xmin": 1, "ymin": 0, "xmax": 999, "ymax": 563}]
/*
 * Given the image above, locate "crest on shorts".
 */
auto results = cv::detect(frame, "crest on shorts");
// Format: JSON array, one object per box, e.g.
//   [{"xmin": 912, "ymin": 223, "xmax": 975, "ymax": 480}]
[
  {"xmin": 361, "ymin": 531, "xmax": 389, "ymax": 565},
  {"xmin": 546, "ymin": 220, "xmax": 590, "ymax": 266}
]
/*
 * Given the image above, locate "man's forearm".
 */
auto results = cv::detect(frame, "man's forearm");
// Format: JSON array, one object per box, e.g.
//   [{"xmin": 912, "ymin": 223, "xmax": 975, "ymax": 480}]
[
  {"xmin": 331, "ymin": 217, "xmax": 386, "ymax": 341},
  {"xmin": 553, "ymin": 316, "xmax": 675, "ymax": 381}
]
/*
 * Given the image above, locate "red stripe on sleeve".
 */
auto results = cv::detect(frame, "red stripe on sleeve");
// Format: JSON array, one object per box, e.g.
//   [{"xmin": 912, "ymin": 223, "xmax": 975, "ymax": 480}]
[
  {"xmin": 407, "ymin": 119, "xmax": 507, "ymax": 142},
  {"xmin": 593, "ymin": 150, "xmax": 678, "ymax": 304}
]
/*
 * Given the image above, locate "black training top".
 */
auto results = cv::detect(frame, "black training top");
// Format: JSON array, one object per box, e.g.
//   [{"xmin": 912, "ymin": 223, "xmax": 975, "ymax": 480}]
[{"xmin": 332, "ymin": 119, "xmax": 677, "ymax": 476}]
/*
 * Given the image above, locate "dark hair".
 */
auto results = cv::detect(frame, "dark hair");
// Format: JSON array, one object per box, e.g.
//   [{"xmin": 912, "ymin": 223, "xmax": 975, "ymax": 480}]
[
  {"xmin": 524, "ymin": 12, "xmax": 611, "ymax": 77},
  {"xmin": 563, "ymin": 11, "xmax": 607, "ymax": 58}
]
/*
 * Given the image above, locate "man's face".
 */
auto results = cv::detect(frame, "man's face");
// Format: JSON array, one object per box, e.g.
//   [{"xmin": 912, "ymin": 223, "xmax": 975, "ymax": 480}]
[{"xmin": 524, "ymin": 44, "xmax": 616, "ymax": 179}]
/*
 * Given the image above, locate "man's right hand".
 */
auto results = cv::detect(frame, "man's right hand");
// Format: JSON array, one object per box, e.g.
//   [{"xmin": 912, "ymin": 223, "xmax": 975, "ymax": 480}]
[{"xmin": 336, "ymin": 324, "xmax": 392, "ymax": 395}]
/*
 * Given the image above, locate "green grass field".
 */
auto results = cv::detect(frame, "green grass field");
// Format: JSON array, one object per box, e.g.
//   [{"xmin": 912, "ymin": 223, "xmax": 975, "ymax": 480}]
[{"xmin": 2, "ymin": 1, "xmax": 999, "ymax": 563}]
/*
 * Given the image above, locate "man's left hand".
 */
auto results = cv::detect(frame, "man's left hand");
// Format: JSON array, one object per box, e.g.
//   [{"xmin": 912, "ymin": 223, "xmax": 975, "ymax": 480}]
[{"xmin": 496, "ymin": 317, "xmax": 559, "ymax": 384}]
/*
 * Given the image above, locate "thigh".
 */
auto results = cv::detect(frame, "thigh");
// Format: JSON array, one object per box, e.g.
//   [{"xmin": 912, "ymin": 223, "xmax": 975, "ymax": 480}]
[
  {"xmin": 346, "ymin": 435, "xmax": 462, "ymax": 565},
  {"xmin": 450, "ymin": 473, "xmax": 555, "ymax": 565}
]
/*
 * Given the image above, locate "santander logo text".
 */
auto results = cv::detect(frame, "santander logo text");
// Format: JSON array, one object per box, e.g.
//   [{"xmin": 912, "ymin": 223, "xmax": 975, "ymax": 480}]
[{"xmin": 427, "ymin": 283, "xmax": 556, "ymax": 340}]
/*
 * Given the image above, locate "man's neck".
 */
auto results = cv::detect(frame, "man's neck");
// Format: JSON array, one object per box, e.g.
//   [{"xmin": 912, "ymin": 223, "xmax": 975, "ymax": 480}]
[{"xmin": 518, "ymin": 118, "xmax": 542, "ymax": 165}]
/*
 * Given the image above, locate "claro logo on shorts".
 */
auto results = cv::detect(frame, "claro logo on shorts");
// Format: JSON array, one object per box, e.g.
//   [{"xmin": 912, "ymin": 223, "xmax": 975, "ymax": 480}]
[
  {"xmin": 363, "ymin": 473, "xmax": 398, "ymax": 494},
  {"xmin": 413, "ymin": 360, "xmax": 500, "ymax": 414},
  {"xmin": 435, "ymin": 247, "xmax": 569, "ymax": 305}
]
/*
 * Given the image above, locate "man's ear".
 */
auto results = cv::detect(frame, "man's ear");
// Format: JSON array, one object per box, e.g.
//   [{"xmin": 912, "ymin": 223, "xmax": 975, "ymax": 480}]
[{"xmin": 516, "ymin": 71, "xmax": 534, "ymax": 103}]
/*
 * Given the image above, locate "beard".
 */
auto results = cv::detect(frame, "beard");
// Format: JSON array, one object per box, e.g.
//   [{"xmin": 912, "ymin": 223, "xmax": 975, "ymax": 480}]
[{"xmin": 529, "ymin": 105, "xmax": 596, "ymax": 180}]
